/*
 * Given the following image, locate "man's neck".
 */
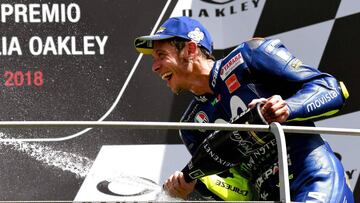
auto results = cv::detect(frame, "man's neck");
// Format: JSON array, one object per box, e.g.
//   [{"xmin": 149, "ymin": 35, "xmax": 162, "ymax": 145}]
[{"xmin": 189, "ymin": 59, "xmax": 215, "ymax": 95}]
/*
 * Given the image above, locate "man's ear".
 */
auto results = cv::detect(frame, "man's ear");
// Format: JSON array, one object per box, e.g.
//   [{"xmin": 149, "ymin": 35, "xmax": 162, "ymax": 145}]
[{"xmin": 187, "ymin": 41, "xmax": 198, "ymax": 56}]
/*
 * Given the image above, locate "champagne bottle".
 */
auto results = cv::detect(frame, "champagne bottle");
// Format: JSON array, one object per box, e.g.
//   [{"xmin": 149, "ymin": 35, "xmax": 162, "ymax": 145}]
[{"xmin": 182, "ymin": 103, "xmax": 270, "ymax": 183}]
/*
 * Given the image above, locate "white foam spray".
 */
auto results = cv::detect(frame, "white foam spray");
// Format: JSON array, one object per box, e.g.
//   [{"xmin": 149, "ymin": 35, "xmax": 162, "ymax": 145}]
[
  {"xmin": 0, "ymin": 132, "xmax": 93, "ymax": 178},
  {"xmin": 116, "ymin": 175, "xmax": 184, "ymax": 201},
  {"xmin": 0, "ymin": 132, "xmax": 184, "ymax": 201}
]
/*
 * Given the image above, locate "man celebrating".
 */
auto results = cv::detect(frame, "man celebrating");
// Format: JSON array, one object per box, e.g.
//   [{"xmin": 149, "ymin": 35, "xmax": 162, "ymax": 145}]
[{"xmin": 134, "ymin": 16, "xmax": 354, "ymax": 202}]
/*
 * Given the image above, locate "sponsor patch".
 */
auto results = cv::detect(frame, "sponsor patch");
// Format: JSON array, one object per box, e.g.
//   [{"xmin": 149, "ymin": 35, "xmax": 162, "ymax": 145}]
[
  {"xmin": 225, "ymin": 74, "xmax": 241, "ymax": 93},
  {"xmin": 211, "ymin": 60, "xmax": 221, "ymax": 88},
  {"xmin": 195, "ymin": 111, "xmax": 209, "ymax": 132},
  {"xmin": 275, "ymin": 49, "xmax": 291, "ymax": 62},
  {"xmin": 306, "ymin": 90, "xmax": 339, "ymax": 113},
  {"xmin": 195, "ymin": 95, "xmax": 208, "ymax": 102},
  {"xmin": 211, "ymin": 94, "xmax": 221, "ymax": 106},
  {"xmin": 156, "ymin": 27, "xmax": 166, "ymax": 33},
  {"xmin": 264, "ymin": 39, "xmax": 281, "ymax": 54},
  {"xmin": 220, "ymin": 53, "xmax": 244, "ymax": 80},
  {"xmin": 195, "ymin": 111, "xmax": 209, "ymax": 123},
  {"xmin": 290, "ymin": 58, "xmax": 302, "ymax": 69},
  {"xmin": 187, "ymin": 27, "xmax": 204, "ymax": 43}
]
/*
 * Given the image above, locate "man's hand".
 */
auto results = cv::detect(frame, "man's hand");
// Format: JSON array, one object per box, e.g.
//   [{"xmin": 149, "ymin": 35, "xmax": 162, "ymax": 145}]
[
  {"xmin": 163, "ymin": 171, "xmax": 197, "ymax": 199},
  {"xmin": 248, "ymin": 95, "xmax": 289, "ymax": 123}
]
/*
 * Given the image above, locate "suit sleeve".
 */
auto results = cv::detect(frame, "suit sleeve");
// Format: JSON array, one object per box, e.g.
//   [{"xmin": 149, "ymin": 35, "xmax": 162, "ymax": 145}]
[{"xmin": 242, "ymin": 38, "xmax": 349, "ymax": 121}]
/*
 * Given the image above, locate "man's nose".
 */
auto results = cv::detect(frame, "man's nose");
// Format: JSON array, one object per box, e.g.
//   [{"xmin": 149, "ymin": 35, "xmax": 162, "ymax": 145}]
[{"xmin": 152, "ymin": 61, "xmax": 160, "ymax": 73}]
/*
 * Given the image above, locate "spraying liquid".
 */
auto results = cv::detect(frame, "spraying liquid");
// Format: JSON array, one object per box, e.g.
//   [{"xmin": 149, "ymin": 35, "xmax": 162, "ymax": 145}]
[
  {"xmin": 0, "ymin": 132, "xmax": 93, "ymax": 178},
  {"xmin": 0, "ymin": 132, "xmax": 183, "ymax": 201},
  {"xmin": 94, "ymin": 172, "xmax": 184, "ymax": 201}
]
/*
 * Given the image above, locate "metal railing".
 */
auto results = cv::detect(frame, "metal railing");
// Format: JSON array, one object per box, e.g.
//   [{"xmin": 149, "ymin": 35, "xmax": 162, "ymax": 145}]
[{"xmin": 0, "ymin": 121, "xmax": 359, "ymax": 202}]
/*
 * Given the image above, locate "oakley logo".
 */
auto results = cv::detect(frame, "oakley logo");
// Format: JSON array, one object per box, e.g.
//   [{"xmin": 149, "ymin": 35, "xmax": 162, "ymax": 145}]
[{"xmin": 201, "ymin": 0, "xmax": 235, "ymax": 4}]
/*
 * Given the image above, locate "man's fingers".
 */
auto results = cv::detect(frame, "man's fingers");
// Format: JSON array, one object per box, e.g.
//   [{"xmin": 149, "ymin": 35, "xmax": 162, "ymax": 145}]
[
  {"xmin": 263, "ymin": 105, "xmax": 289, "ymax": 122},
  {"xmin": 179, "ymin": 173, "xmax": 196, "ymax": 190},
  {"xmin": 261, "ymin": 95, "xmax": 282, "ymax": 113},
  {"xmin": 163, "ymin": 171, "xmax": 195, "ymax": 199},
  {"xmin": 163, "ymin": 172, "xmax": 179, "ymax": 190},
  {"xmin": 262, "ymin": 95, "xmax": 282, "ymax": 110},
  {"xmin": 248, "ymin": 98, "xmax": 267, "ymax": 108},
  {"xmin": 260, "ymin": 95, "xmax": 289, "ymax": 123},
  {"xmin": 265, "ymin": 99, "xmax": 286, "ymax": 116}
]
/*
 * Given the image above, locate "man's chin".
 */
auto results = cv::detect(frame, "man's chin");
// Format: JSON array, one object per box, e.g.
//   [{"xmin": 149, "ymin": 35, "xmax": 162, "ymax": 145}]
[{"xmin": 171, "ymin": 88, "xmax": 183, "ymax": 95}]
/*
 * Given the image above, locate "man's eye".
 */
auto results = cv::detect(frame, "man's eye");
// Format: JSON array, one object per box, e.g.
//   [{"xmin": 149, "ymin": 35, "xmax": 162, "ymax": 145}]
[{"xmin": 158, "ymin": 53, "xmax": 165, "ymax": 59}]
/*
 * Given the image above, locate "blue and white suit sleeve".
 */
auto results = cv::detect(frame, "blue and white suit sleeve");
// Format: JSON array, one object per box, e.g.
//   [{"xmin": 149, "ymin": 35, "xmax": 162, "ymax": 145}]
[{"xmin": 242, "ymin": 38, "xmax": 349, "ymax": 121}]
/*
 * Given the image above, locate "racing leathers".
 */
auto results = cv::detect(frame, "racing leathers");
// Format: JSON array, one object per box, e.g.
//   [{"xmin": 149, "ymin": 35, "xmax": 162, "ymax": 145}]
[{"xmin": 180, "ymin": 38, "xmax": 354, "ymax": 202}]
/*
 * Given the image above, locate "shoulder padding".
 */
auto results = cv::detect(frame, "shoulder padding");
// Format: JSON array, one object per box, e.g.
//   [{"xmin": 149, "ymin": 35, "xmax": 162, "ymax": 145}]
[{"xmin": 246, "ymin": 38, "xmax": 266, "ymax": 50}]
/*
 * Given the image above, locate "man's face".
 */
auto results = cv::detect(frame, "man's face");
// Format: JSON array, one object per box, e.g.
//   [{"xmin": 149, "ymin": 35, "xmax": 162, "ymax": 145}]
[{"xmin": 151, "ymin": 40, "xmax": 191, "ymax": 94}]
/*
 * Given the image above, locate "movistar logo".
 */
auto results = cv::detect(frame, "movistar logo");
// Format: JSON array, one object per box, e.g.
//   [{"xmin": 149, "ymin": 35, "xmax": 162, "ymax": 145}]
[
  {"xmin": 201, "ymin": 0, "xmax": 235, "ymax": 4},
  {"xmin": 306, "ymin": 90, "xmax": 339, "ymax": 113}
]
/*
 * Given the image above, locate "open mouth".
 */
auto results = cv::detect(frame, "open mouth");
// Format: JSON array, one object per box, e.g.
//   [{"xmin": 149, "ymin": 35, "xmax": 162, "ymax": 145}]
[{"xmin": 161, "ymin": 72, "xmax": 172, "ymax": 81}]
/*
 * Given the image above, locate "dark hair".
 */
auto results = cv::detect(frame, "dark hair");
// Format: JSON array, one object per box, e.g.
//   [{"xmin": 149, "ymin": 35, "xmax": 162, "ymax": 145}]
[{"xmin": 168, "ymin": 37, "xmax": 215, "ymax": 61}]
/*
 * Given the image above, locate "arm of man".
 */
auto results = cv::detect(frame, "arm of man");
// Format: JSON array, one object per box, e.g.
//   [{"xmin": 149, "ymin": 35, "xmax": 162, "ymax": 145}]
[{"xmin": 244, "ymin": 38, "xmax": 349, "ymax": 122}]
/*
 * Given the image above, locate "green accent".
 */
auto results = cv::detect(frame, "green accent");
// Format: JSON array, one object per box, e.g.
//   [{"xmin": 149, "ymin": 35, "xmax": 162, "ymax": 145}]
[
  {"xmin": 199, "ymin": 168, "xmax": 253, "ymax": 201},
  {"xmin": 211, "ymin": 99, "xmax": 216, "ymax": 106},
  {"xmin": 288, "ymin": 109, "xmax": 339, "ymax": 122},
  {"xmin": 211, "ymin": 98, "xmax": 219, "ymax": 106},
  {"xmin": 249, "ymin": 131, "xmax": 266, "ymax": 145},
  {"xmin": 339, "ymin": 81, "xmax": 350, "ymax": 99}
]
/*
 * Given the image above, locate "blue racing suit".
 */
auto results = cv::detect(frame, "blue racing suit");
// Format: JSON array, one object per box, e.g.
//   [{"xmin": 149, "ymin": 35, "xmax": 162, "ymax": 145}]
[{"xmin": 180, "ymin": 38, "xmax": 354, "ymax": 202}]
